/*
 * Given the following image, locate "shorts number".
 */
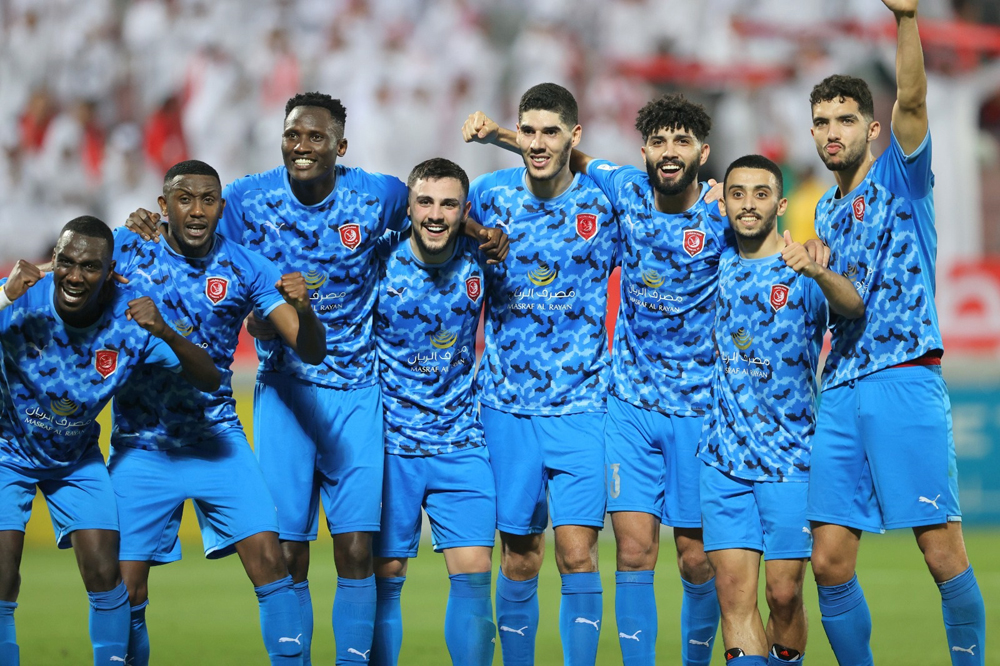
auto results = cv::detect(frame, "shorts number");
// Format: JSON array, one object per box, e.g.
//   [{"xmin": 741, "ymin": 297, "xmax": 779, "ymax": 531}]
[{"xmin": 608, "ymin": 463, "xmax": 621, "ymax": 499}]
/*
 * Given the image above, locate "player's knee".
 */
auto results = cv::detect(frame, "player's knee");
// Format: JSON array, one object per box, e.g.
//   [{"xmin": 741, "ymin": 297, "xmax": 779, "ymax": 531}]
[
  {"xmin": 0, "ymin": 571, "xmax": 20, "ymax": 602},
  {"xmin": 555, "ymin": 546, "xmax": 597, "ymax": 574},
  {"xmin": 281, "ymin": 542, "xmax": 310, "ymax": 581},
  {"xmin": 79, "ymin": 558, "xmax": 121, "ymax": 592},
  {"xmin": 809, "ymin": 548, "xmax": 853, "ymax": 586},
  {"xmin": 124, "ymin": 578, "xmax": 148, "ymax": 606},
  {"xmin": 676, "ymin": 547, "xmax": 713, "ymax": 583},
  {"xmin": 765, "ymin": 578, "xmax": 803, "ymax": 618},
  {"xmin": 615, "ymin": 534, "xmax": 656, "ymax": 570},
  {"xmin": 333, "ymin": 533, "xmax": 373, "ymax": 577}
]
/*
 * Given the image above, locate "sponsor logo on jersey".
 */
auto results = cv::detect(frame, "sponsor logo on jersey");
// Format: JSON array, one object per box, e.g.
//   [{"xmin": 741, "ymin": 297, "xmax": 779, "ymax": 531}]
[
  {"xmin": 682, "ymin": 229, "xmax": 706, "ymax": 257},
  {"xmin": 304, "ymin": 270, "xmax": 328, "ymax": 290},
  {"xmin": 845, "ymin": 263, "xmax": 859, "ymax": 281},
  {"xmin": 430, "ymin": 329, "xmax": 458, "ymax": 349},
  {"xmin": 641, "ymin": 269, "xmax": 665, "ymax": 288},
  {"xmin": 770, "ymin": 284, "xmax": 789, "ymax": 311},
  {"xmin": 527, "ymin": 262, "xmax": 557, "ymax": 286},
  {"xmin": 852, "ymin": 195, "xmax": 865, "ymax": 221},
  {"xmin": 466, "ymin": 276, "xmax": 482, "ymax": 302},
  {"xmin": 731, "ymin": 327, "xmax": 753, "ymax": 350},
  {"xmin": 339, "ymin": 223, "xmax": 362, "ymax": 250},
  {"xmin": 95, "ymin": 350, "xmax": 118, "ymax": 378},
  {"xmin": 206, "ymin": 277, "xmax": 228, "ymax": 304},
  {"xmin": 576, "ymin": 213, "xmax": 598, "ymax": 241},
  {"xmin": 50, "ymin": 398, "xmax": 79, "ymax": 417},
  {"xmin": 173, "ymin": 319, "xmax": 194, "ymax": 337}
]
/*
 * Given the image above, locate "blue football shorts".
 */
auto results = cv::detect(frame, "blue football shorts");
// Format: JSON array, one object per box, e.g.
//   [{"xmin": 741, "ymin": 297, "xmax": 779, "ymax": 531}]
[
  {"xmin": 0, "ymin": 446, "xmax": 118, "ymax": 548},
  {"xmin": 605, "ymin": 396, "xmax": 704, "ymax": 528},
  {"xmin": 480, "ymin": 406, "xmax": 606, "ymax": 535},
  {"xmin": 374, "ymin": 446, "xmax": 496, "ymax": 558},
  {"xmin": 108, "ymin": 427, "xmax": 279, "ymax": 562},
  {"xmin": 807, "ymin": 365, "xmax": 961, "ymax": 533},
  {"xmin": 700, "ymin": 463, "xmax": 812, "ymax": 560},
  {"xmin": 253, "ymin": 373, "xmax": 384, "ymax": 540}
]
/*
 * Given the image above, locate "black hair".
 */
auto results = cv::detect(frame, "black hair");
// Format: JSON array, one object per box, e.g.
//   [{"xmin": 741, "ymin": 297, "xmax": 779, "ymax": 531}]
[
  {"xmin": 163, "ymin": 160, "xmax": 220, "ymax": 187},
  {"xmin": 59, "ymin": 216, "xmax": 114, "ymax": 253},
  {"xmin": 809, "ymin": 75, "xmax": 875, "ymax": 121},
  {"xmin": 407, "ymin": 158, "xmax": 470, "ymax": 199},
  {"xmin": 518, "ymin": 83, "xmax": 579, "ymax": 127},
  {"xmin": 285, "ymin": 92, "xmax": 348, "ymax": 133},
  {"xmin": 634, "ymin": 93, "xmax": 712, "ymax": 142},
  {"xmin": 724, "ymin": 154, "xmax": 784, "ymax": 197}
]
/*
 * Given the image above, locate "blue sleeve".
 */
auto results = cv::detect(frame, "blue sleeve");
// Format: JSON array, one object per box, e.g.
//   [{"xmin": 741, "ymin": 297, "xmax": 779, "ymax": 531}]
[
  {"xmin": 143, "ymin": 335, "xmax": 182, "ymax": 372},
  {"xmin": 241, "ymin": 249, "xmax": 286, "ymax": 318},
  {"xmin": 467, "ymin": 174, "xmax": 490, "ymax": 224},
  {"xmin": 0, "ymin": 278, "xmax": 10, "ymax": 330},
  {"xmin": 586, "ymin": 160, "xmax": 636, "ymax": 206},
  {"xmin": 876, "ymin": 130, "xmax": 933, "ymax": 201},
  {"xmin": 219, "ymin": 180, "xmax": 246, "ymax": 244},
  {"xmin": 371, "ymin": 173, "xmax": 409, "ymax": 233},
  {"xmin": 111, "ymin": 227, "xmax": 141, "ymax": 278},
  {"xmin": 806, "ymin": 276, "xmax": 830, "ymax": 331}
]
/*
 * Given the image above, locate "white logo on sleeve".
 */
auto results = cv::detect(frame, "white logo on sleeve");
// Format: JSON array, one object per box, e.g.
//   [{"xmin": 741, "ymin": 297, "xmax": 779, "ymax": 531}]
[
  {"xmin": 952, "ymin": 645, "xmax": 976, "ymax": 655},
  {"xmin": 500, "ymin": 625, "xmax": 529, "ymax": 636},
  {"xmin": 619, "ymin": 630, "xmax": 642, "ymax": 641},
  {"xmin": 574, "ymin": 617, "xmax": 600, "ymax": 631},
  {"xmin": 278, "ymin": 634, "xmax": 302, "ymax": 645},
  {"xmin": 918, "ymin": 494, "xmax": 941, "ymax": 510},
  {"xmin": 346, "ymin": 647, "xmax": 371, "ymax": 660}
]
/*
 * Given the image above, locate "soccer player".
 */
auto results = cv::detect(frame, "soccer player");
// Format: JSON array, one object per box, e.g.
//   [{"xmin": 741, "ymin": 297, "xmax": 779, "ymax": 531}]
[
  {"xmin": 700, "ymin": 155, "xmax": 864, "ymax": 666},
  {"xmin": 370, "ymin": 158, "xmax": 496, "ymax": 666},
  {"xmin": 465, "ymin": 92, "xmax": 725, "ymax": 665},
  {"xmin": 805, "ymin": 1, "xmax": 986, "ymax": 664},
  {"xmin": 0, "ymin": 216, "xmax": 219, "ymax": 665},
  {"xmin": 110, "ymin": 159, "xmax": 328, "ymax": 665},
  {"xmin": 460, "ymin": 83, "xmax": 619, "ymax": 666}
]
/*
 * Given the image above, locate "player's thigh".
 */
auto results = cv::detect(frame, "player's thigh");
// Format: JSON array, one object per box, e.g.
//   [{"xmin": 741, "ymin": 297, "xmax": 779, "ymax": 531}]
[
  {"xmin": 39, "ymin": 448, "xmax": 119, "ymax": 549},
  {"xmin": 700, "ymin": 463, "xmax": 763, "ymax": 555},
  {"xmin": 0, "ymin": 530, "xmax": 25, "ymax": 601},
  {"xmin": 373, "ymin": 453, "xmax": 428, "ymax": 560},
  {"xmin": 543, "ymin": 411, "xmax": 606, "ymax": 530},
  {"xmin": 424, "ymin": 447, "xmax": 497, "ymax": 554},
  {"xmin": 661, "ymin": 412, "xmax": 707, "ymax": 528},
  {"xmin": 705, "ymin": 547, "xmax": 760, "ymax": 609},
  {"xmin": 806, "ymin": 383, "xmax": 883, "ymax": 533},
  {"xmin": 860, "ymin": 367, "xmax": 961, "ymax": 530},
  {"xmin": 480, "ymin": 406, "xmax": 547, "ymax": 535},
  {"xmin": 605, "ymin": 396, "xmax": 665, "ymax": 518},
  {"xmin": 108, "ymin": 445, "xmax": 186, "ymax": 564},
  {"xmin": 755, "ymin": 481, "xmax": 812, "ymax": 561},
  {"xmin": 316, "ymin": 384, "xmax": 384, "ymax": 535}
]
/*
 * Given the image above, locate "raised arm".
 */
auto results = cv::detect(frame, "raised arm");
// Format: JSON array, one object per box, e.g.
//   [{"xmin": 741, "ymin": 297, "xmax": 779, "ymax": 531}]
[
  {"xmin": 782, "ymin": 231, "xmax": 864, "ymax": 319},
  {"xmin": 267, "ymin": 272, "xmax": 327, "ymax": 365},
  {"xmin": 885, "ymin": 0, "xmax": 928, "ymax": 154},
  {"xmin": 462, "ymin": 110, "xmax": 597, "ymax": 175},
  {"xmin": 125, "ymin": 296, "xmax": 222, "ymax": 391}
]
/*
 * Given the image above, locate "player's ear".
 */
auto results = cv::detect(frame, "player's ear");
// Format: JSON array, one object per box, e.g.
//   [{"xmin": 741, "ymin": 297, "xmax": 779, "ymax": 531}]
[
  {"xmin": 463, "ymin": 200, "xmax": 472, "ymax": 219},
  {"xmin": 571, "ymin": 124, "xmax": 582, "ymax": 148},
  {"xmin": 157, "ymin": 195, "xmax": 168, "ymax": 217},
  {"xmin": 717, "ymin": 198, "xmax": 727, "ymax": 217},
  {"xmin": 777, "ymin": 197, "xmax": 788, "ymax": 217},
  {"xmin": 868, "ymin": 120, "xmax": 880, "ymax": 142},
  {"xmin": 337, "ymin": 138, "xmax": 348, "ymax": 156},
  {"xmin": 699, "ymin": 141, "xmax": 710, "ymax": 165}
]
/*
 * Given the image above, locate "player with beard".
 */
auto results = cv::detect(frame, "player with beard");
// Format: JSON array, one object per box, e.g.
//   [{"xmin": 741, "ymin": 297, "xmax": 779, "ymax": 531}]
[
  {"xmin": 700, "ymin": 155, "xmax": 863, "ymax": 666},
  {"xmin": 461, "ymin": 83, "xmax": 619, "ymax": 665},
  {"xmin": 805, "ymin": 1, "xmax": 986, "ymax": 664}
]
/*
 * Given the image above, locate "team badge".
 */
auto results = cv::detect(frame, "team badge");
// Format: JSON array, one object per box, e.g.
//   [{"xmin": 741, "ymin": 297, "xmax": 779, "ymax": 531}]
[
  {"xmin": 852, "ymin": 195, "xmax": 865, "ymax": 222},
  {"xmin": 206, "ymin": 277, "xmax": 228, "ymax": 304},
  {"xmin": 682, "ymin": 229, "xmax": 705, "ymax": 257},
  {"xmin": 466, "ymin": 276, "xmax": 482, "ymax": 302},
  {"xmin": 769, "ymin": 284, "xmax": 789, "ymax": 311},
  {"xmin": 576, "ymin": 213, "xmax": 598, "ymax": 241},
  {"xmin": 95, "ymin": 350, "xmax": 118, "ymax": 378},
  {"xmin": 339, "ymin": 223, "xmax": 362, "ymax": 250}
]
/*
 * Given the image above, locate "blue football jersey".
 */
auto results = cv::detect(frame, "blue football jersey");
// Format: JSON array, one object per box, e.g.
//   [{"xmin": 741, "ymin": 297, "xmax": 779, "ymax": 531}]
[
  {"xmin": 699, "ymin": 251, "xmax": 828, "ymax": 481},
  {"xmin": 110, "ymin": 229, "xmax": 286, "ymax": 451},
  {"xmin": 218, "ymin": 164, "xmax": 408, "ymax": 388},
  {"xmin": 375, "ymin": 231, "xmax": 486, "ymax": 455},
  {"xmin": 816, "ymin": 131, "xmax": 942, "ymax": 388},
  {"xmin": 0, "ymin": 276, "xmax": 180, "ymax": 469},
  {"xmin": 468, "ymin": 168, "xmax": 619, "ymax": 416},
  {"xmin": 587, "ymin": 160, "xmax": 732, "ymax": 416}
]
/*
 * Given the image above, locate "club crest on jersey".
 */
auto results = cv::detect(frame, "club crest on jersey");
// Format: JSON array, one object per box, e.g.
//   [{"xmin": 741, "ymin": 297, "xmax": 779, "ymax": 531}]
[
  {"xmin": 852, "ymin": 195, "xmax": 865, "ymax": 221},
  {"xmin": 682, "ymin": 229, "xmax": 705, "ymax": 257},
  {"xmin": 769, "ymin": 284, "xmax": 789, "ymax": 311},
  {"xmin": 466, "ymin": 276, "xmax": 482, "ymax": 302},
  {"xmin": 339, "ymin": 223, "xmax": 362, "ymax": 250},
  {"xmin": 95, "ymin": 350, "xmax": 118, "ymax": 378},
  {"xmin": 576, "ymin": 213, "xmax": 598, "ymax": 241},
  {"xmin": 206, "ymin": 277, "xmax": 228, "ymax": 304}
]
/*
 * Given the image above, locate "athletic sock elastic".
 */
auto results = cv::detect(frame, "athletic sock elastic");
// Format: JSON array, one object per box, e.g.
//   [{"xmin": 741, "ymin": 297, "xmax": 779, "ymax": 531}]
[
  {"xmin": 333, "ymin": 575, "xmax": 377, "ymax": 664},
  {"xmin": 495, "ymin": 570, "xmax": 539, "ymax": 665},
  {"xmin": 445, "ymin": 573, "xmax": 495, "ymax": 666},
  {"xmin": 87, "ymin": 581, "xmax": 130, "ymax": 665},
  {"xmin": 255, "ymin": 575, "xmax": 304, "ymax": 664},
  {"xmin": 614, "ymin": 570, "xmax": 655, "ymax": 665},
  {"xmin": 817, "ymin": 574, "xmax": 873, "ymax": 666},
  {"xmin": 372, "ymin": 576, "xmax": 405, "ymax": 666},
  {"xmin": 559, "ymin": 572, "xmax": 602, "ymax": 665},
  {"xmin": 938, "ymin": 566, "xmax": 986, "ymax": 665},
  {"xmin": 681, "ymin": 577, "xmax": 719, "ymax": 666},
  {"xmin": 727, "ymin": 656, "xmax": 768, "ymax": 665},
  {"xmin": 128, "ymin": 600, "xmax": 150, "ymax": 666},
  {"xmin": 0, "ymin": 600, "xmax": 18, "ymax": 665},
  {"xmin": 767, "ymin": 643, "xmax": 803, "ymax": 665},
  {"xmin": 292, "ymin": 580, "xmax": 313, "ymax": 665}
]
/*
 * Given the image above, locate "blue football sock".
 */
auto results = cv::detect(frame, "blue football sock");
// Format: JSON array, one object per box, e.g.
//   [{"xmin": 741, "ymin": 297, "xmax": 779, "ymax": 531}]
[
  {"xmin": 495, "ymin": 570, "xmax": 538, "ymax": 665},
  {"xmin": 333, "ymin": 575, "xmax": 376, "ymax": 664},
  {"xmin": 255, "ymin": 575, "xmax": 304, "ymax": 664},
  {"xmin": 372, "ymin": 576, "xmax": 405, "ymax": 666},
  {"xmin": 0, "ymin": 600, "xmax": 18, "ymax": 665},
  {"xmin": 614, "ymin": 570, "xmax": 656, "ymax": 665},
  {"xmin": 292, "ymin": 581, "xmax": 313, "ymax": 665},
  {"xmin": 87, "ymin": 581, "xmax": 130, "ymax": 665},
  {"xmin": 729, "ymin": 656, "xmax": 768, "ymax": 665},
  {"xmin": 681, "ymin": 577, "xmax": 719, "ymax": 666},
  {"xmin": 446, "ymin": 573, "xmax": 495, "ymax": 666},
  {"xmin": 817, "ymin": 575, "xmax": 873, "ymax": 666},
  {"xmin": 559, "ymin": 572, "xmax": 602, "ymax": 665},
  {"xmin": 938, "ymin": 566, "xmax": 986, "ymax": 665},
  {"xmin": 128, "ymin": 601, "xmax": 150, "ymax": 666}
]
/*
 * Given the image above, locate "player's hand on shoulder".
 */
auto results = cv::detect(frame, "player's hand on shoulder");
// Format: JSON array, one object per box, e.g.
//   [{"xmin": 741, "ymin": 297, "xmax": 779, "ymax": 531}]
[
  {"xmin": 462, "ymin": 111, "xmax": 499, "ymax": 144},
  {"xmin": 4, "ymin": 260, "xmax": 45, "ymax": 300},
  {"xmin": 245, "ymin": 311, "xmax": 278, "ymax": 341},
  {"xmin": 478, "ymin": 225, "xmax": 510, "ymax": 265},
  {"xmin": 703, "ymin": 178, "xmax": 723, "ymax": 205},
  {"xmin": 781, "ymin": 231, "xmax": 823, "ymax": 278},
  {"xmin": 276, "ymin": 272, "xmax": 312, "ymax": 313},
  {"xmin": 126, "ymin": 208, "xmax": 162, "ymax": 243},
  {"xmin": 803, "ymin": 237, "xmax": 830, "ymax": 269},
  {"xmin": 881, "ymin": 0, "xmax": 918, "ymax": 17},
  {"xmin": 125, "ymin": 296, "xmax": 169, "ymax": 337}
]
